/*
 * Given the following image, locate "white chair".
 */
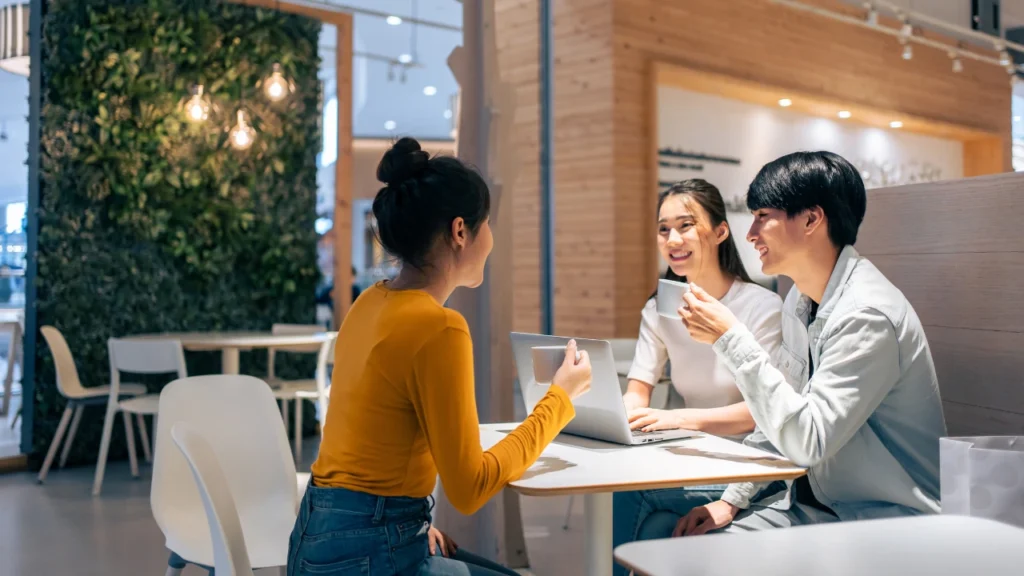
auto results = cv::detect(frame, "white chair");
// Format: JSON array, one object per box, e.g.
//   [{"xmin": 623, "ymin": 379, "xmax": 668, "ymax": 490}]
[
  {"xmin": 266, "ymin": 324, "xmax": 333, "ymax": 464},
  {"xmin": 171, "ymin": 423, "xmax": 255, "ymax": 576},
  {"xmin": 37, "ymin": 326, "xmax": 146, "ymax": 484},
  {"xmin": 152, "ymin": 375, "xmax": 297, "ymax": 575},
  {"xmin": 93, "ymin": 338, "xmax": 187, "ymax": 496}
]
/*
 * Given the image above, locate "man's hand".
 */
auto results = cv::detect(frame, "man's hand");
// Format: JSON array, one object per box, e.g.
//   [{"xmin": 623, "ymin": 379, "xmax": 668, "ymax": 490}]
[
  {"xmin": 673, "ymin": 500, "xmax": 739, "ymax": 537},
  {"xmin": 680, "ymin": 284, "xmax": 740, "ymax": 345},
  {"xmin": 428, "ymin": 525, "xmax": 459, "ymax": 558},
  {"xmin": 627, "ymin": 408, "xmax": 705, "ymax": 432}
]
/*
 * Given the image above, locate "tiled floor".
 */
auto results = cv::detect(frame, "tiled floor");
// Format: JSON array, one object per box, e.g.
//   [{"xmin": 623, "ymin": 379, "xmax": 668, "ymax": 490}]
[{"xmin": 0, "ymin": 437, "xmax": 586, "ymax": 576}]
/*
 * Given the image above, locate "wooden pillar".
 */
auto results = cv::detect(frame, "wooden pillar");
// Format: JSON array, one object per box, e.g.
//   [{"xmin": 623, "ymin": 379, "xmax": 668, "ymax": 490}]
[
  {"xmin": 436, "ymin": 0, "xmax": 527, "ymax": 568},
  {"xmin": 333, "ymin": 14, "xmax": 354, "ymax": 327}
]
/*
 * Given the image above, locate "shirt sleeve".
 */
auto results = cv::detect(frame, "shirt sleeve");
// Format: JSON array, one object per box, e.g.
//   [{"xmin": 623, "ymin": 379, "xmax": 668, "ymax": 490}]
[
  {"xmin": 408, "ymin": 326, "xmax": 575, "ymax": 515},
  {"xmin": 627, "ymin": 301, "xmax": 669, "ymax": 385},
  {"xmin": 713, "ymin": 307, "xmax": 901, "ymax": 468},
  {"xmin": 720, "ymin": 427, "xmax": 779, "ymax": 509}
]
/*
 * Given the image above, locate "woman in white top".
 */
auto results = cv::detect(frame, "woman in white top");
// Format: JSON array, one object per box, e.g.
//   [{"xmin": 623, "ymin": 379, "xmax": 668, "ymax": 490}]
[{"xmin": 613, "ymin": 180, "xmax": 783, "ymax": 575}]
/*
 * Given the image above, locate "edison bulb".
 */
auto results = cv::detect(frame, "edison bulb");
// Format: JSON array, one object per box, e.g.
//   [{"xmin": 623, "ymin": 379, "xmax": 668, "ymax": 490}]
[
  {"xmin": 263, "ymin": 63, "xmax": 291, "ymax": 102},
  {"xmin": 185, "ymin": 85, "xmax": 210, "ymax": 123},
  {"xmin": 230, "ymin": 110, "xmax": 256, "ymax": 151}
]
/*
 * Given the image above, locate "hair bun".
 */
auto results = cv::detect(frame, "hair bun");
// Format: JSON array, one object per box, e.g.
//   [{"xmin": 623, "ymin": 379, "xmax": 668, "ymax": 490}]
[{"xmin": 377, "ymin": 137, "xmax": 430, "ymax": 186}]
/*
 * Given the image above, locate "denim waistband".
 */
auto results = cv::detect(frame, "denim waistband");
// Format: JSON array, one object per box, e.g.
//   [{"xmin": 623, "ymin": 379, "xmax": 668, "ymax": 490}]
[{"xmin": 306, "ymin": 482, "xmax": 433, "ymax": 520}]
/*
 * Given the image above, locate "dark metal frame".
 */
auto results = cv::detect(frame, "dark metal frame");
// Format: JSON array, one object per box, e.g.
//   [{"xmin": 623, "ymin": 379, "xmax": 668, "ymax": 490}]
[{"xmin": 539, "ymin": 0, "xmax": 554, "ymax": 335}]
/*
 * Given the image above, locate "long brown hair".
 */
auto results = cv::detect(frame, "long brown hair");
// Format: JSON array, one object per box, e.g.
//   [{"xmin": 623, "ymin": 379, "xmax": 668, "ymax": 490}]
[{"xmin": 650, "ymin": 179, "xmax": 751, "ymax": 299}]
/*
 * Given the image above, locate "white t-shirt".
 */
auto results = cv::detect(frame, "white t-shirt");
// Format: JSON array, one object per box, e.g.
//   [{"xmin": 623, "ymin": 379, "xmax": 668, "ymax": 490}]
[{"xmin": 627, "ymin": 280, "xmax": 783, "ymax": 409}]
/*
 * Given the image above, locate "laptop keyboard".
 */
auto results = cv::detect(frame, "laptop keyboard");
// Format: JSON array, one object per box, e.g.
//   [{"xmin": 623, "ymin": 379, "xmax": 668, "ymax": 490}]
[{"xmin": 631, "ymin": 429, "xmax": 659, "ymax": 437}]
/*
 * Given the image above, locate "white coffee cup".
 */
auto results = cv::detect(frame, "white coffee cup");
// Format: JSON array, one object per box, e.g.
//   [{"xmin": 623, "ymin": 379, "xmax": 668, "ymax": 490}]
[
  {"xmin": 657, "ymin": 278, "xmax": 691, "ymax": 319},
  {"xmin": 531, "ymin": 345, "xmax": 581, "ymax": 385}
]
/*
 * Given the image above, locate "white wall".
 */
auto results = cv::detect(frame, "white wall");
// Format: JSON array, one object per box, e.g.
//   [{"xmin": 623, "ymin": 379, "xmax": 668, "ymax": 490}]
[{"xmin": 657, "ymin": 85, "xmax": 964, "ymax": 282}]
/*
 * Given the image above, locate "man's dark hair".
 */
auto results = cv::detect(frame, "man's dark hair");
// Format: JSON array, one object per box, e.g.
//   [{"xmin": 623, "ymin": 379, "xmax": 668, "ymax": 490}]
[{"xmin": 746, "ymin": 151, "xmax": 867, "ymax": 248}]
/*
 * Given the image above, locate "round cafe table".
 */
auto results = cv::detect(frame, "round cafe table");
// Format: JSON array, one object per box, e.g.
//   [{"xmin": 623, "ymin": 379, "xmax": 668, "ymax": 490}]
[{"xmin": 128, "ymin": 331, "xmax": 337, "ymax": 374}]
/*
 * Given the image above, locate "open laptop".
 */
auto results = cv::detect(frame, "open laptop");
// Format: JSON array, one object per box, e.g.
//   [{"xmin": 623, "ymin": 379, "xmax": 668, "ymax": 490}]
[{"xmin": 510, "ymin": 332, "xmax": 698, "ymax": 445}]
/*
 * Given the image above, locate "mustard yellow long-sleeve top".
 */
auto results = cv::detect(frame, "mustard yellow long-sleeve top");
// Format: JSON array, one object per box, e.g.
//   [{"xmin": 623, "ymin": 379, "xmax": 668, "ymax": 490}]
[{"xmin": 311, "ymin": 282, "xmax": 575, "ymax": 515}]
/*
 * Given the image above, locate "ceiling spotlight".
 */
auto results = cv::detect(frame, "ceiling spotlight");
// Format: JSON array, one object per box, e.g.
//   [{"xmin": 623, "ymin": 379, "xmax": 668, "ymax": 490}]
[
  {"xmin": 384, "ymin": 120, "xmax": 396, "ymax": 131},
  {"xmin": 890, "ymin": 120, "xmax": 903, "ymax": 129},
  {"xmin": 1000, "ymin": 50, "xmax": 1013, "ymax": 67},
  {"xmin": 1015, "ymin": 116, "xmax": 1021, "ymax": 122},
  {"xmin": 443, "ymin": 109, "xmax": 453, "ymax": 119},
  {"xmin": 899, "ymin": 16, "xmax": 913, "ymax": 38},
  {"xmin": 838, "ymin": 110, "xmax": 851, "ymax": 119},
  {"xmin": 423, "ymin": 85, "xmax": 437, "ymax": 96},
  {"xmin": 902, "ymin": 44, "xmax": 913, "ymax": 60},
  {"xmin": 386, "ymin": 15, "xmax": 402, "ymax": 26},
  {"xmin": 864, "ymin": 2, "xmax": 878, "ymax": 26},
  {"xmin": 778, "ymin": 98, "xmax": 792, "ymax": 107},
  {"xmin": 398, "ymin": 53, "xmax": 413, "ymax": 64}
]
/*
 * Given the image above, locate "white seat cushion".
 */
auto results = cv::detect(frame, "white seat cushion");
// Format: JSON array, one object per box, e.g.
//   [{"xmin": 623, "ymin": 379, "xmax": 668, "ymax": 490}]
[
  {"xmin": 272, "ymin": 380, "xmax": 317, "ymax": 400},
  {"xmin": 118, "ymin": 394, "xmax": 160, "ymax": 414},
  {"xmin": 74, "ymin": 383, "xmax": 147, "ymax": 400}
]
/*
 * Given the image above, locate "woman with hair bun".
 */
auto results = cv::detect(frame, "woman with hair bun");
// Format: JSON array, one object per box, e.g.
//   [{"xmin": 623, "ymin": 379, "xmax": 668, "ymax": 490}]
[{"xmin": 287, "ymin": 138, "xmax": 593, "ymax": 576}]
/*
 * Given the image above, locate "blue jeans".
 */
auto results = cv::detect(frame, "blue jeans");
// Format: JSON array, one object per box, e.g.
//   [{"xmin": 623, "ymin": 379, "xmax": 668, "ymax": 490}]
[
  {"xmin": 612, "ymin": 487, "xmax": 724, "ymax": 576},
  {"xmin": 288, "ymin": 483, "xmax": 519, "ymax": 576}
]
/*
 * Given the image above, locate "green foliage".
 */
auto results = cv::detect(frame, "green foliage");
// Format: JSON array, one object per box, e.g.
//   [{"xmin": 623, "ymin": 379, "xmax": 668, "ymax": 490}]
[{"xmin": 34, "ymin": 0, "xmax": 322, "ymax": 465}]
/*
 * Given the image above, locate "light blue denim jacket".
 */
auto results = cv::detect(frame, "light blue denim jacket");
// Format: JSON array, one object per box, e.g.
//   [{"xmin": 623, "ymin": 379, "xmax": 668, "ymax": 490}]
[{"xmin": 717, "ymin": 246, "xmax": 947, "ymax": 520}]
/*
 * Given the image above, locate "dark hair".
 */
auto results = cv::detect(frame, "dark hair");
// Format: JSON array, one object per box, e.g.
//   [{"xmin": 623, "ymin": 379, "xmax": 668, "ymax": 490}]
[
  {"xmin": 652, "ymin": 179, "xmax": 751, "ymax": 298},
  {"xmin": 746, "ymin": 151, "xmax": 866, "ymax": 248},
  {"xmin": 372, "ymin": 137, "xmax": 490, "ymax": 270}
]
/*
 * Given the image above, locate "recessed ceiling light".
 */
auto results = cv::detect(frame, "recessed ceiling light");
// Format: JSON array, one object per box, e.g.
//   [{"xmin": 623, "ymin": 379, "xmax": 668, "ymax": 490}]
[
  {"xmin": 398, "ymin": 54, "xmax": 412, "ymax": 64},
  {"xmin": 890, "ymin": 120, "xmax": 903, "ymax": 128},
  {"xmin": 1015, "ymin": 116, "xmax": 1021, "ymax": 122},
  {"xmin": 443, "ymin": 109, "xmax": 453, "ymax": 119},
  {"xmin": 838, "ymin": 110, "xmax": 852, "ymax": 119},
  {"xmin": 778, "ymin": 98, "xmax": 792, "ymax": 107},
  {"xmin": 423, "ymin": 86, "xmax": 437, "ymax": 96},
  {"xmin": 384, "ymin": 120, "xmax": 396, "ymax": 131},
  {"xmin": 386, "ymin": 15, "xmax": 402, "ymax": 26}
]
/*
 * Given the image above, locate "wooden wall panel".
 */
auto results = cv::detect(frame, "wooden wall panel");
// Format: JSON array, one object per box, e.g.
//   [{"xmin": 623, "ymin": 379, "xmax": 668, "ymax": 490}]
[
  {"xmin": 858, "ymin": 173, "xmax": 1024, "ymax": 435},
  {"xmin": 608, "ymin": 0, "xmax": 1013, "ymax": 337},
  {"xmin": 496, "ymin": 0, "xmax": 542, "ymax": 334}
]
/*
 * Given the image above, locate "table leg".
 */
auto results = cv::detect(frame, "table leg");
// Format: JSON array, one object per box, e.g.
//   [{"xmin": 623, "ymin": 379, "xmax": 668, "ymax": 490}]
[
  {"xmin": 584, "ymin": 492, "xmax": 614, "ymax": 576},
  {"xmin": 221, "ymin": 348, "xmax": 240, "ymax": 375}
]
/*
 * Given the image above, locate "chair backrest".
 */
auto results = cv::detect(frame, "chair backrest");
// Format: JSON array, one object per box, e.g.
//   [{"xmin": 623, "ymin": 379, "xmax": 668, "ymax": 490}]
[
  {"xmin": 108, "ymin": 338, "xmax": 187, "ymax": 396},
  {"xmin": 39, "ymin": 326, "xmax": 87, "ymax": 398},
  {"xmin": 171, "ymin": 423, "xmax": 255, "ymax": 576},
  {"xmin": 267, "ymin": 324, "xmax": 325, "ymax": 379},
  {"xmin": 151, "ymin": 376, "xmax": 298, "ymax": 551},
  {"xmin": 608, "ymin": 338, "xmax": 638, "ymax": 363},
  {"xmin": 272, "ymin": 323, "xmax": 324, "ymax": 353},
  {"xmin": 314, "ymin": 335, "xmax": 338, "ymax": 424}
]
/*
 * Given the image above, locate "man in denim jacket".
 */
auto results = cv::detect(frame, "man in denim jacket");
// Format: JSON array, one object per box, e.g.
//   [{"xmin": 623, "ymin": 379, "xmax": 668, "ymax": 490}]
[{"xmin": 672, "ymin": 151, "xmax": 947, "ymax": 536}]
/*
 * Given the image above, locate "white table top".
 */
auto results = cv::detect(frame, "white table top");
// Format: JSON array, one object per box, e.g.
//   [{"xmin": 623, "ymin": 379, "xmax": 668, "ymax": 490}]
[
  {"xmin": 614, "ymin": 515, "xmax": 1024, "ymax": 576},
  {"xmin": 481, "ymin": 423, "xmax": 804, "ymax": 496},
  {"xmin": 127, "ymin": 331, "xmax": 336, "ymax": 350}
]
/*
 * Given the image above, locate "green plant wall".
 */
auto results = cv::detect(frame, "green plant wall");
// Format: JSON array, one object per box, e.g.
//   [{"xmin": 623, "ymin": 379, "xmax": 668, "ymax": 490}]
[{"xmin": 34, "ymin": 0, "xmax": 321, "ymax": 465}]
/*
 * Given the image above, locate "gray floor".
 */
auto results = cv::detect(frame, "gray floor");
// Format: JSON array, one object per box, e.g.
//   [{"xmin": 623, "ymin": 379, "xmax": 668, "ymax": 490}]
[{"xmin": 0, "ymin": 436, "xmax": 586, "ymax": 576}]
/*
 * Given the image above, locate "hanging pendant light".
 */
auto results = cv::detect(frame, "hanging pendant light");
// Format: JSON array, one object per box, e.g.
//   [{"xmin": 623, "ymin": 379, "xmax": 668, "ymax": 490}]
[
  {"xmin": 229, "ymin": 109, "xmax": 256, "ymax": 150},
  {"xmin": 184, "ymin": 85, "xmax": 211, "ymax": 123},
  {"xmin": 263, "ymin": 63, "xmax": 292, "ymax": 102}
]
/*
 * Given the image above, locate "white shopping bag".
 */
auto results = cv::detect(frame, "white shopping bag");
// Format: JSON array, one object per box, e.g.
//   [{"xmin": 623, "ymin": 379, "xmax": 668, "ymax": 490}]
[{"xmin": 940, "ymin": 436, "xmax": 1024, "ymax": 528}]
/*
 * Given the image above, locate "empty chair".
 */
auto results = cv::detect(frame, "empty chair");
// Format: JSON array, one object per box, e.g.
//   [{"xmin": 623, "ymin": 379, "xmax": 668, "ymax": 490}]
[
  {"xmin": 94, "ymin": 338, "xmax": 187, "ymax": 496},
  {"xmin": 37, "ymin": 326, "xmax": 146, "ymax": 484},
  {"xmin": 266, "ymin": 323, "xmax": 329, "ymax": 464},
  {"xmin": 288, "ymin": 334, "xmax": 336, "ymax": 463},
  {"xmin": 171, "ymin": 423, "xmax": 255, "ymax": 576},
  {"xmin": 152, "ymin": 375, "xmax": 297, "ymax": 575}
]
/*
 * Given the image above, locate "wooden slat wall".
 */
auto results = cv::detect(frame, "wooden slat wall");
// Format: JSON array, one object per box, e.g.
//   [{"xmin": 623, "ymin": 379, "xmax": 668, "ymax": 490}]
[
  {"xmin": 495, "ymin": 0, "xmax": 1012, "ymax": 338},
  {"xmin": 857, "ymin": 173, "xmax": 1024, "ymax": 436},
  {"xmin": 496, "ymin": 0, "xmax": 543, "ymax": 334}
]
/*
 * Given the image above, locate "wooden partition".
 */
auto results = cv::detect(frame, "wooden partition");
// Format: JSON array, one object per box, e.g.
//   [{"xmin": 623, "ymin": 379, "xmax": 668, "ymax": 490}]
[{"xmin": 857, "ymin": 172, "xmax": 1024, "ymax": 435}]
